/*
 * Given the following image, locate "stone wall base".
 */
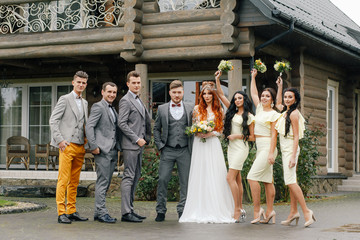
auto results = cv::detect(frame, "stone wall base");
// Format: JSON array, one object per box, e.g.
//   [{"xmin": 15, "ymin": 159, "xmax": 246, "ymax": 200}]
[
  {"xmin": 0, "ymin": 176, "xmax": 123, "ymax": 198},
  {"xmin": 308, "ymin": 174, "xmax": 346, "ymax": 194}
]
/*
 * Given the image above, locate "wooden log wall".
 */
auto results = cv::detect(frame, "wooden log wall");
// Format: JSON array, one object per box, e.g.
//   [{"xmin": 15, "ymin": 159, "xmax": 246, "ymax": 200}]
[
  {"xmin": 121, "ymin": 0, "xmax": 255, "ymax": 62},
  {"xmin": 301, "ymin": 53, "xmax": 353, "ymax": 176}
]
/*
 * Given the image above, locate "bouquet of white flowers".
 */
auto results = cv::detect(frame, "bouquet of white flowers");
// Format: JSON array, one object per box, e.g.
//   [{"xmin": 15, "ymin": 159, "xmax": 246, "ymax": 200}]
[
  {"xmin": 274, "ymin": 60, "xmax": 292, "ymax": 76},
  {"xmin": 185, "ymin": 120, "xmax": 215, "ymax": 143},
  {"xmin": 254, "ymin": 59, "xmax": 267, "ymax": 73},
  {"xmin": 217, "ymin": 60, "xmax": 234, "ymax": 73}
]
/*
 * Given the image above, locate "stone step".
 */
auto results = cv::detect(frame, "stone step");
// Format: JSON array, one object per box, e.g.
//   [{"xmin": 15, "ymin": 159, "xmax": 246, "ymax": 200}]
[
  {"xmin": 341, "ymin": 179, "xmax": 360, "ymax": 185},
  {"xmin": 338, "ymin": 185, "xmax": 360, "ymax": 192},
  {"xmin": 349, "ymin": 174, "xmax": 360, "ymax": 180}
]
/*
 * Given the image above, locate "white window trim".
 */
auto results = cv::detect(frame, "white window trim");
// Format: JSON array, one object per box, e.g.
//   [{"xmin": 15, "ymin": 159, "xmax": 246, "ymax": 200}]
[{"xmin": 327, "ymin": 79, "xmax": 339, "ymax": 173}]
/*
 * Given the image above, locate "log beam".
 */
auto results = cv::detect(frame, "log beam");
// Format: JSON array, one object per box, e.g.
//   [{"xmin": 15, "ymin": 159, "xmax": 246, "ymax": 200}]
[
  {"xmin": 0, "ymin": 27, "xmax": 125, "ymax": 49},
  {"xmin": 0, "ymin": 41, "xmax": 125, "ymax": 59}
]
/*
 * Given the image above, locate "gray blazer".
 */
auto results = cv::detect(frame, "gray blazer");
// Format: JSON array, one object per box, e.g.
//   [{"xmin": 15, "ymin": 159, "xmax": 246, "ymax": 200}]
[
  {"xmin": 118, "ymin": 91, "xmax": 151, "ymax": 150},
  {"xmin": 49, "ymin": 92, "xmax": 88, "ymax": 148},
  {"xmin": 85, "ymin": 99, "xmax": 121, "ymax": 154},
  {"xmin": 153, "ymin": 102, "xmax": 193, "ymax": 151}
]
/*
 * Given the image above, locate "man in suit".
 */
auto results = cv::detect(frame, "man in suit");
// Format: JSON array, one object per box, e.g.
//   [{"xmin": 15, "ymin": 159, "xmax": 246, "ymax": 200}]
[
  {"xmin": 49, "ymin": 71, "xmax": 89, "ymax": 224},
  {"xmin": 118, "ymin": 71, "xmax": 151, "ymax": 223},
  {"xmin": 153, "ymin": 80, "xmax": 193, "ymax": 222},
  {"xmin": 85, "ymin": 82, "xmax": 121, "ymax": 223}
]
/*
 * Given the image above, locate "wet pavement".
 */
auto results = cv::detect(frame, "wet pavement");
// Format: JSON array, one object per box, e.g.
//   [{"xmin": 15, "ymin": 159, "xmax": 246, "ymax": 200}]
[{"xmin": 0, "ymin": 192, "xmax": 359, "ymax": 240}]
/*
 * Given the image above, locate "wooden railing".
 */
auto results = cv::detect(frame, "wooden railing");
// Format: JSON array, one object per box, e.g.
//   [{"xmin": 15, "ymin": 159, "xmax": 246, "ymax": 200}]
[{"xmin": 0, "ymin": 0, "xmax": 125, "ymax": 34}]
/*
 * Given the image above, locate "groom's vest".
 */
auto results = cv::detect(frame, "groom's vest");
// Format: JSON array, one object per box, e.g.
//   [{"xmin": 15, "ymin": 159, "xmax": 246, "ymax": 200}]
[
  {"xmin": 71, "ymin": 110, "xmax": 85, "ymax": 145},
  {"xmin": 167, "ymin": 108, "xmax": 188, "ymax": 148}
]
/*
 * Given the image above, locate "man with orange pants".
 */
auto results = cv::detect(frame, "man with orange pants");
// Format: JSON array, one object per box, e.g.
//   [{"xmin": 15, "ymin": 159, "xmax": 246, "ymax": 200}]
[{"xmin": 50, "ymin": 71, "xmax": 89, "ymax": 224}]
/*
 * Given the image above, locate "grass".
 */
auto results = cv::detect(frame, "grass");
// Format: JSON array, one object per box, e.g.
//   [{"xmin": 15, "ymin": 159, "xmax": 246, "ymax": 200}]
[{"xmin": 0, "ymin": 199, "xmax": 17, "ymax": 207}]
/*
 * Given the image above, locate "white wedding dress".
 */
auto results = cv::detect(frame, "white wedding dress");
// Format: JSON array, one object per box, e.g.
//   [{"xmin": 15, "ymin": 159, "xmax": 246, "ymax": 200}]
[{"xmin": 179, "ymin": 112, "xmax": 235, "ymax": 223}]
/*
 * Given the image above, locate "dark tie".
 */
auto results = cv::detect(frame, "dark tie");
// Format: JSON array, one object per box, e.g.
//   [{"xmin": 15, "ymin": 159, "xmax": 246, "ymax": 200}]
[
  {"xmin": 172, "ymin": 103, "xmax": 181, "ymax": 107},
  {"xmin": 76, "ymin": 95, "xmax": 82, "ymax": 99},
  {"xmin": 108, "ymin": 105, "xmax": 116, "ymax": 123}
]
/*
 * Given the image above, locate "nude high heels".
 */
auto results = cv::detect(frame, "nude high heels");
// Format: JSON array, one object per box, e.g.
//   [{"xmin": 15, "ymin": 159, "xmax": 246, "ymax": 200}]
[
  {"xmin": 260, "ymin": 210, "xmax": 276, "ymax": 224},
  {"xmin": 281, "ymin": 212, "xmax": 300, "ymax": 226},
  {"xmin": 304, "ymin": 210, "xmax": 316, "ymax": 227},
  {"xmin": 251, "ymin": 208, "xmax": 265, "ymax": 224}
]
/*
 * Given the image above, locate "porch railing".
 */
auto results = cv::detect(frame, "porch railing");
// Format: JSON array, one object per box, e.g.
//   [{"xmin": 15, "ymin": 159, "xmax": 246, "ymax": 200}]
[
  {"xmin": 0, "ymin": 0, "xmax": 125, "ymax": 34},
  {"xmin": 158, "ymin": 0, "xmax": 220, "ymax": 12}
]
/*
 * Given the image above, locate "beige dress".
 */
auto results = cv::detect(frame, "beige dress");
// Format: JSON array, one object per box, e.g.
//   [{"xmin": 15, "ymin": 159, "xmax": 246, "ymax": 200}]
[
  {"xmin": 227, "ymin": 113, "xmax": 255, "ymax": 170},
  {"xmin": 275, "ymin": 111, "xmax": 305, "ymax": 185},
  {"xmin": 247, "ymin": 104, "xmax": 280, "ymax": 183}
]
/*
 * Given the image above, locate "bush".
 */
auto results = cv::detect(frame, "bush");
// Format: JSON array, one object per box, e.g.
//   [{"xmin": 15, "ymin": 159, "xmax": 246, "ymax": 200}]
[{"xmin": 136, "ymin": 138, "xmax": 180, "ymax": 201}]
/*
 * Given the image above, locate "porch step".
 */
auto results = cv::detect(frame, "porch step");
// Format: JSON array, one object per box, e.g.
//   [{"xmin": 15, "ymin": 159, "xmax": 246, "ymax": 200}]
[
  {"xmin": 338, "ymin": 174, "xmax": 360, "ymax": 192},
  {"xmin": 338, "ymin": 185, "xmax": 360, "ymax": 192}
]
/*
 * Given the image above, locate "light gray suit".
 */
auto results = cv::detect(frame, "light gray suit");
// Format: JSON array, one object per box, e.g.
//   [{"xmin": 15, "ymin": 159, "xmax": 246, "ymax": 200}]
[
  {"xmin": 86, "ymin": 99, "xmax": 121, "ymax": 218},
  {"xmin": 50, "ymin": 92, "xmax": 88, "ymax": 148},
  {"xmin": 118, "ymin": 91, "xmax": 151, "ymax": 215},
  {"xmin": 49, "ymin": 91, "xmax": 88, "ymax": 215},
  {"xmin": 153, "ymin": 102, "xmax": 193, "ymax": 215}
]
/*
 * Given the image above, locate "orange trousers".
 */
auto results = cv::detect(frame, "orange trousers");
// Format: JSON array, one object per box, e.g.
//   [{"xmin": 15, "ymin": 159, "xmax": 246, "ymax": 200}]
[{"xmin": 56, "ymin": 143, "xmax": 85, "ymax": 216}]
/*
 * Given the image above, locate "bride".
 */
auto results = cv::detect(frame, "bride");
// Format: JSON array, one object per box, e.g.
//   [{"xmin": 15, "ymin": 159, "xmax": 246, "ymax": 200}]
[{"xmin": 179, "ymin": 85, "xmax": 235, "ymax": 223}]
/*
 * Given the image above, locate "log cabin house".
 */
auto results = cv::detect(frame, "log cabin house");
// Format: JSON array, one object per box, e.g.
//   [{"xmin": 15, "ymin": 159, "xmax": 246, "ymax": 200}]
[{"xmin": 0, "ymin": 0, "xmax": 359, "ymax": 192}]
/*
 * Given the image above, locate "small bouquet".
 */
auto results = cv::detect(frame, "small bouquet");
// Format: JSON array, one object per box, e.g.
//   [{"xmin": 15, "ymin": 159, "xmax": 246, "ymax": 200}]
[
  {"xmin": 274, "ymin": 60, "xmax": 292, "ymax": 76},
  {"xmin": 254, "ymin": 59, "xmax": 267, "ymax": 73},
  {"xmin": 217, "ymin": 60, "xmax": 234, "ymax": 73},
  {"xmin": 185, "ymin": 120, "xmax": 215, "ymax": 143}
]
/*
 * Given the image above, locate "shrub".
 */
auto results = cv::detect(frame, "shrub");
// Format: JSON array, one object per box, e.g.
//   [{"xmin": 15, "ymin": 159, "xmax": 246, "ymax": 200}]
[{"xmin": 136, "ymin": 138, "xmax": 180, "ymax": 201}]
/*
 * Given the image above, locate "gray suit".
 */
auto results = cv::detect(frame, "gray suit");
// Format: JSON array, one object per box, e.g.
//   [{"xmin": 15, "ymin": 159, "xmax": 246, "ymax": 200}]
[
  {"xmin": 86, "ymin": 99, "xmax": 121, "ymax": 218},
  {"xmin": 50, "ymin": 92, "xmax": 88, "ymax": 148},
  {"xmin": 118, "ymin": 91, "xmax": 151, "ymax": 215},
  {"xmin": 153, "ymin": 102, "xmax": 193, "ymax": 214}
]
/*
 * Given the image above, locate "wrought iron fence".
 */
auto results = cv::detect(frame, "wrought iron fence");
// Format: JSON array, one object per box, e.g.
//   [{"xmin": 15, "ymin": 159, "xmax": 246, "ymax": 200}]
[
  {"xmin": 0, "ymin": 0, "xmax": 125, "ymax": 34},
  {"xmin": 158, "ymin": 0, "xmax": 220, "ymax": 12}
]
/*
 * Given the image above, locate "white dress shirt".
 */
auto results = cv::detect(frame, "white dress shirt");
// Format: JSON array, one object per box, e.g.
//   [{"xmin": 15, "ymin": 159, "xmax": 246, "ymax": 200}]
[
  {"xmin": 72, "ymin": 91, "xmax": 83, "ymax": 116},
  {"xmin": 169, "ymin": 100, "xmax": 184, "ymax": 120}
]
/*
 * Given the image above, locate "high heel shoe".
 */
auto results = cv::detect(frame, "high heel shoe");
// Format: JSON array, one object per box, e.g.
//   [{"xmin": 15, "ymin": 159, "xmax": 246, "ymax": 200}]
[
  {"xmin": 304, "ymin": 210, "xmax": 316, "ymax": 227},
  {"xmin": 251, "ymin": 208, "xmax": 265, "ymax": 224},
  {"xmin": 240, "ymin": 209, "xmax": 246, "ymax": 221},
  {"xmin": 281, "ymin": 212, "xmax": 300, "ymax": 226},
  {"xmin": 260, "ymin": 210, "xmax": 276, "ymax": 224}
]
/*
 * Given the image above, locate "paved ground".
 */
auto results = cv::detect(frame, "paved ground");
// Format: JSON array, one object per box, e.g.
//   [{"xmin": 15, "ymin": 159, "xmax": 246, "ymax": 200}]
[{"xmin": 0, "ymin": 192, "xmax": 359, "ymax": 240}]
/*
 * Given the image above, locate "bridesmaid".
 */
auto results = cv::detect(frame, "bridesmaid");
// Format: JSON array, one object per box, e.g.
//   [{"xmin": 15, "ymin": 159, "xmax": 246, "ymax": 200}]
[
  {"xmin": 275, "ymin": 78, "xmax": 316, "ymax": 227},
  {"xmin": 247, "ymin": 68, "xmax": 280, "ymax": 224},
  {"xmin": 215, "ymin": 71, "xmax": 255, "ymax": 222}
]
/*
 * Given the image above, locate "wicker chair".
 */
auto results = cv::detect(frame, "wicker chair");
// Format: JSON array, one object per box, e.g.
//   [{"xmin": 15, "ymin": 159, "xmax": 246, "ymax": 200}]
[
  {"xmin": 6, "ymin": 136, "xmax": 30, "ymax": 170},
  {"xmin": 34, "ymin": 143, "xmax": 57, "ymax": 170}
]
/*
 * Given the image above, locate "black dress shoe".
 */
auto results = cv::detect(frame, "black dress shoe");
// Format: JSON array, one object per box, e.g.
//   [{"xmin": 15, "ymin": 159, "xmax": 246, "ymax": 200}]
[
  {"xmin": 155, "ymin": 213, "xmax": 165, "ymax": 222},
  {"xmin": 132, "ymin": 211, "xmax": 146, "ymax": 220},
  {"xmin": 121, "ymin": 213, "xmax": 142, "ymax": 223},
  {"xmin": 67, "ymin": 212, "xmax": 89, "ymax": 221},
  {"xmin": 178, "ymin": 212, "xmax": 183, "ymax": 219},
  {"xmin": 58, "ymin": 214, "xmax": 72, "ymax": 224},
  {"xmin": 95, "ymin": 214, "xmax": 117, "ymax": 223}
]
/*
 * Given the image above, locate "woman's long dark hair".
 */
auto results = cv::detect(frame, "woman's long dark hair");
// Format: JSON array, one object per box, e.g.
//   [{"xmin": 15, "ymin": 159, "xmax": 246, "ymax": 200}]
[
  {"xmin": 224, "ymin": 91, "xmax": 254, "ymax": 142},
  {"xmin": 281, "ymin": 88, "xmax": 301, "ymax": 137},
  {"xmin": 263, "ymin": 87, "xmax": 278, "ymax": 111}
]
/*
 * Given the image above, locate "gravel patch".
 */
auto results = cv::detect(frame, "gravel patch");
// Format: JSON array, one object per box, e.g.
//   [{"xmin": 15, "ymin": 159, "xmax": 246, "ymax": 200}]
[{"xmin": 0, "ymin": 201, "xmax": 47, "ymax": 214}]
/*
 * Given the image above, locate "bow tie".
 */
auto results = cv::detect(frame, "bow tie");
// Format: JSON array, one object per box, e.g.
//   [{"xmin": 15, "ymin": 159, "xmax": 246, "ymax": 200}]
[
  {"xmin": 172, "ymin": 103, "xmax": 181, "ymax": 107},
  {"xmin": 108, "ymin": 104, "xmax": 112, "ymax": 108},
  {"xmin": 76, "ymin": 95, "xmax": 82, "ymax": 99}
]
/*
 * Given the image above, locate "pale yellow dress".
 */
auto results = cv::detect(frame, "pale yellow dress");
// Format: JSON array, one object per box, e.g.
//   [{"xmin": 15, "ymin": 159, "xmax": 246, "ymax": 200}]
[
  {"xmin": 227, "ymin": 113, "xmax": 255, "ymax": 170},
  {"xmin": 275, "ymin": 111, "xmax": 305, "ymax": 185},
  {"xmin": 247, "ymin": 104, "xmax": 280, "ymax": 183}
]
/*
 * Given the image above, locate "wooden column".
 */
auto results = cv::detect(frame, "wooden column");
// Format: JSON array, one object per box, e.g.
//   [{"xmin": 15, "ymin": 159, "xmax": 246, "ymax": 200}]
[
  {"xmin": 136, "ymin": 63, "xmax": 149, "ymax": 109},
  {"xmin": 228, "ymin": 59, "xmax": 242, "ymax": 99}
]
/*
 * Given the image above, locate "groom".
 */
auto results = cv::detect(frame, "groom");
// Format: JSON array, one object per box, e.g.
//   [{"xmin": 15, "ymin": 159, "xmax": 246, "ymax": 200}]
[{"xmin": 153, "ymin": 80, "xmax": 193, "ymax": 222}]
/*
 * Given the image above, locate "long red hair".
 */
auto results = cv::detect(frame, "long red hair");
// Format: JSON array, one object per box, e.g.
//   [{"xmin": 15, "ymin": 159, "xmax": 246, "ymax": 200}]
[{"xmin": 197, "ymin": 86, "xmax": 223, "ymax": 132}]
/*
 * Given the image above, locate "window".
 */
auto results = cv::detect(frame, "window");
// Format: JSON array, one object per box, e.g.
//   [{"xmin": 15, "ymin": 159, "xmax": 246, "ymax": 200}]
[
  {"xmin": 0, "ymin": 83, "xmax": 72, "ymax": 168},
  {"xmin": 327, "ymin": 80, "xmax": 339, "ymax": 173}
]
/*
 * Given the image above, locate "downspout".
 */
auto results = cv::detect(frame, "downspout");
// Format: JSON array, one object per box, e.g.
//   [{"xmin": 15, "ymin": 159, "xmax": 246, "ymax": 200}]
[{"xmin": 250, "ymin": 18, "xmax": 295, "ymax": 70}]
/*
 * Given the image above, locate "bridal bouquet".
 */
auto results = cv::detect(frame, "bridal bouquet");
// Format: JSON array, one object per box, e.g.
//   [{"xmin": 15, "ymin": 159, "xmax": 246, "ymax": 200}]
[
  {"xmin": 274, "ymin": 60, "xmax": 292, "ymax": 76},
  {"xmin": 185, "ymin": 120, "xmax": 215, "ymax": 143},
  {"xmin": 217, "ymin": 60, "xmax": 234, "ymax": 73},
  {"xmin": 254, "ymin": 59, "xmax": 267, "ymax": 73}
]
